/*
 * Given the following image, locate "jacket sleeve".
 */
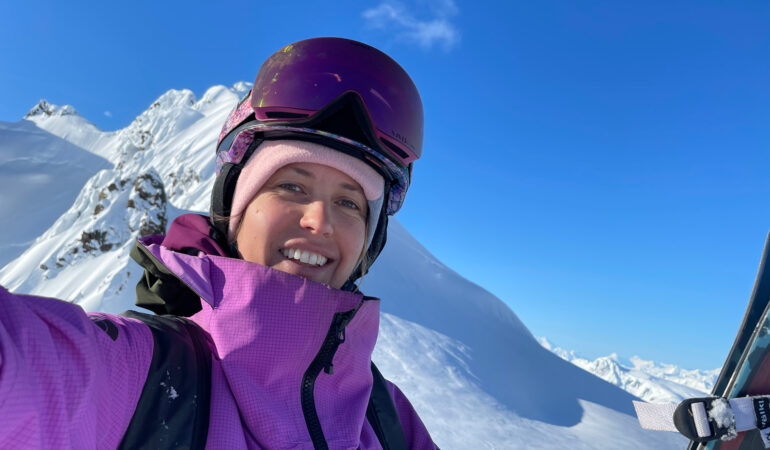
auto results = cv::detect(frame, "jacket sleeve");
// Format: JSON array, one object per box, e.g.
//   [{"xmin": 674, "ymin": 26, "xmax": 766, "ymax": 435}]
[
  {"xmin": 0, "ymin": 285, "xmax": 153, "ymax": 449},
  {"xmin": 385, "ymin": 380, "xmax": 440, "ymax": 450}
]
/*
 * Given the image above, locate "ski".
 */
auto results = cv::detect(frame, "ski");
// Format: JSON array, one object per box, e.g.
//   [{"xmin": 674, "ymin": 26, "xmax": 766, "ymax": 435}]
[{"xmin": 688, "ymin": 233, "xmax": 770, "ymax": 450}]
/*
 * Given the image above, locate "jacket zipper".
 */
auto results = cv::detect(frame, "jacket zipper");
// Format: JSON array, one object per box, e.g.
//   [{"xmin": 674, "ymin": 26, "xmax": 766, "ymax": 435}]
[{"xmin": 300, "ymin": 304, "xmax": 363, "ymax": 450}]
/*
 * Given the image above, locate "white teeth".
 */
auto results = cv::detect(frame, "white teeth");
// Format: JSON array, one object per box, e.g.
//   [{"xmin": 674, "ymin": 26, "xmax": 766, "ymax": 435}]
[{"xmin": 281, "ymin": 248, "xmax": 328, "ymax": 266}]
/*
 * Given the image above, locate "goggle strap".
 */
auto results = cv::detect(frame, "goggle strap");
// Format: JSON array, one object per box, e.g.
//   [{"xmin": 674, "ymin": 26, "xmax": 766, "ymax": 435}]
[
  {"xmin": 217, "ymin": 114, "xmax": 257, "ymax": 154},
  {"xmin": 211, "ymin": 133, "xmax": 265, "ymax": 241}
]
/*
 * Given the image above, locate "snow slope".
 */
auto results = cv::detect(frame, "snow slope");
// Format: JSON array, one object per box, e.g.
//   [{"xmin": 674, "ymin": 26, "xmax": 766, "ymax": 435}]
[
  {"xmin": 0, "ymin": 111, "xmax": 110, "ymax": 267},
  {"xmin": 0, "ymin": 85, "xmax": 687, "ymax": 448}
]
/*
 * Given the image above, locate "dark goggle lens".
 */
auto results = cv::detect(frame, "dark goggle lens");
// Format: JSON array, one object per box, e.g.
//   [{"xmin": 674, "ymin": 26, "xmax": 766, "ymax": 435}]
[{"xmin": 250, "ymin": 38, "xmax": 423, "ymax": 166}]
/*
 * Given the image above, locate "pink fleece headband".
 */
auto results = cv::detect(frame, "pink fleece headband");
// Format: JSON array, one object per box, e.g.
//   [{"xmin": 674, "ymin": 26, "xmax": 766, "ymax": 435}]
[{"xmin": 228, "ymin": 140, "xmax": 385, "ymax": 244}]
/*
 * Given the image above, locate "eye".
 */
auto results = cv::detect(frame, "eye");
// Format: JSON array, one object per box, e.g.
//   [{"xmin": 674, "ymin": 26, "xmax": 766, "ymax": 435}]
[
  {"xmin": 278, "ymin": 183, "xmax": 303, "ymax": 193},
  {"xmin": 337, "ymin": 198, "xmax": 362, "ymax": 211}
]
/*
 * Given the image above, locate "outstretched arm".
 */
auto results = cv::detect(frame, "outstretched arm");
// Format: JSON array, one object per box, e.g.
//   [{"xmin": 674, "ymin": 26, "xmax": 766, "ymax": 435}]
[{"xmin": 0, "ymin": 286, "xmax": 153, "ymax": 448}]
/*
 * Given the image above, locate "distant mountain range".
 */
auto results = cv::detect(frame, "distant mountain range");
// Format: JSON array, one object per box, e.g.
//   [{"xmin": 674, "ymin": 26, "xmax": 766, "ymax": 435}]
[{"xmin": 538, "ymin": 337, "xmax": 719, "ymax": 404}]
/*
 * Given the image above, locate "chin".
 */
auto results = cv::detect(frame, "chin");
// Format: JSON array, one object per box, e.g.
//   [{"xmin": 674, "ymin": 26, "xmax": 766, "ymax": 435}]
[{"xmin": 270, "ymin": 260, "xmax": 336, "ymax": 287}]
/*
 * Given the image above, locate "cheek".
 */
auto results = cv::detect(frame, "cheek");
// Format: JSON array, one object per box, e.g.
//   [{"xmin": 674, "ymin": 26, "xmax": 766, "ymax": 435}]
[
  {"xmin": 236, "ymin": 206, "xmax": 273, "ymax": 264},
  {"xmin": 340, "ymin": 219, "xmax": 367, "ymax": 263}
]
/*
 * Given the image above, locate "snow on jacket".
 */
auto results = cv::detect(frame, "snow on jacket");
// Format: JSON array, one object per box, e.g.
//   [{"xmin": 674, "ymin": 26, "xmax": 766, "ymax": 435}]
[{"xmin": 0, "ymin": 214, "xmax": 437, "ymax": 449}]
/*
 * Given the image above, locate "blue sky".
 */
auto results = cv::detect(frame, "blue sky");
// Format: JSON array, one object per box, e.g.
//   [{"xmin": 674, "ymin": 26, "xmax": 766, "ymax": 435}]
[{"xmin": 2, "ymin": 0, "xmax": 769, "ymax": 370}]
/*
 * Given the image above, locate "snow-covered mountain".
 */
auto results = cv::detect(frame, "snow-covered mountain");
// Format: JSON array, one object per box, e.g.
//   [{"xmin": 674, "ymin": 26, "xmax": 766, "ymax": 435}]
[
  {"xmin": 0, "ymin": 106, "xmax": 111, "ymax": 267},
  {"xmin": 538, "ymin": 337, "xmax": 720, "ymax": 404},
  {"xmin": 0, "ymin": 86, "xmax": 687, "ymax": 448}
]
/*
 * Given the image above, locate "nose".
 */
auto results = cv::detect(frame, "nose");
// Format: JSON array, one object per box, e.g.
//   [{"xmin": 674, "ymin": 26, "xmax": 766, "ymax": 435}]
[{"xmin": 299, "ymin": 200, "xmax": 334, "ymax": 237}]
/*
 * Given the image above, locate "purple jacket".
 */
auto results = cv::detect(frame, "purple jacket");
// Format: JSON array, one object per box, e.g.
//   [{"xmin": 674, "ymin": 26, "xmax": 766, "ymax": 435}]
[{"xmin": 0, "ymin": 214, "xmax": 437, "ymax": 449}]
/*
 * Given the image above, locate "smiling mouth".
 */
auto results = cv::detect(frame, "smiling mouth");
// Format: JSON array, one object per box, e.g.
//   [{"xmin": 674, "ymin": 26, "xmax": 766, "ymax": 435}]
[{"xmin": 280, "ymin": 248, "xmax": 330, "ymax": 267}]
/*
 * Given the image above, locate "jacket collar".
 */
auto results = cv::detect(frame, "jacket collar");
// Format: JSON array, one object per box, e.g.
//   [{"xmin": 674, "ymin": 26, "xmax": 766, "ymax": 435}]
[{"xmin": 136, "ymin": 214, "xmax": 381, "ymax": 448}]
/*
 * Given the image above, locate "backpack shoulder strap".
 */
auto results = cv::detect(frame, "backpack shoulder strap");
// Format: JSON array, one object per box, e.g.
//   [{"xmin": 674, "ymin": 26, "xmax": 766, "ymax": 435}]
[
  {"xmin": 119, "ymin": 311, "xmax": 212, "ymax": 450},
  {"xmin": 366, "ymin": 362, "xmax": 408, "ymax": 450}
]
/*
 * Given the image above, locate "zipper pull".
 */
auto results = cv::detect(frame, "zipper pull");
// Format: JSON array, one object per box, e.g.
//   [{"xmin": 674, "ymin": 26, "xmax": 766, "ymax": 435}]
[{"xmin": 323, "ymin": 322, "xmax": 349, "ymax": 374}]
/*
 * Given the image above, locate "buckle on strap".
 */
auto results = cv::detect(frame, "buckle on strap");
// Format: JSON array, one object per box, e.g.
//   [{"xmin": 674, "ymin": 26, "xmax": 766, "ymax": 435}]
[
  {"xmin": 673, "ymin": 397, "xmax": 737, "ymax": 442},
  {"xmin": 634, "ymin": 395, "xmax": 770, "ymax": 447}
]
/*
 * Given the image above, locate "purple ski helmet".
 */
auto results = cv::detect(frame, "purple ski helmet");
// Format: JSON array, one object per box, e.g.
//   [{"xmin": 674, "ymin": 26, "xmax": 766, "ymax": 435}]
[{"xmin": 211, "ymin": 37, "xmax": 424, "ymax": 287}]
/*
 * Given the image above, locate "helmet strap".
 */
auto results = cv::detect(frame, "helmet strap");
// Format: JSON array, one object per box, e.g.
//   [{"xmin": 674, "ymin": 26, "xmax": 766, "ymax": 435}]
[
  {"xmin": 342, "ymin": 179, "xmax": 392, "ymax": 292},
  {"xmin": 209, "ymin": 162, "xmax": 240, "ymax": 249}
]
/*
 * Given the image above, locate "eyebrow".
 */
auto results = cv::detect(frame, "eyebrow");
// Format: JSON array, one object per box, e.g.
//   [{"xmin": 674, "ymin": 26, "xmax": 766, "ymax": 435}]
[
  {"xmin": 340, "ymin": 182, "xmax": 362, "ymax": 193},
  {"xmin": 289, "ymin": 167, "xmax": 364, "ymax": 194},
  {"xmin": 291, "ymin": 167, "xmax": 314, "ymax": 177}
]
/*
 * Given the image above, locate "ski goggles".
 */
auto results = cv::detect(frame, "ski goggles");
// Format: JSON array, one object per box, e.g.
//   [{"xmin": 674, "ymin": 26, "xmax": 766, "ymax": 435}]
[
  {"xmin": 217, "ymin": 38, "xmax": 424, "ymax": 169},
  {"xmin": 215, "ymin": 123, "xmax": 410, "ymax": 216}
]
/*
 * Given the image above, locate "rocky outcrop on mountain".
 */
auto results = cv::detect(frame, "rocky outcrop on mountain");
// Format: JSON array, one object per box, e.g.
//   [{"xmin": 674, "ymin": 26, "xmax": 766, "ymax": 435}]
[
  {"xmin": 166, "ymin": 166, "xmax": 201, "ymax": 202},
  {"xmin": 126, "ymin": 171, "xmax": 167, "ymax": 237},
  {"xmin": 33, "ymin": 166, "xmax": 167, "ymax": 282},
  {"xmin": 25, "ymin": 100, "xmax": 78, "ymax": 118}
]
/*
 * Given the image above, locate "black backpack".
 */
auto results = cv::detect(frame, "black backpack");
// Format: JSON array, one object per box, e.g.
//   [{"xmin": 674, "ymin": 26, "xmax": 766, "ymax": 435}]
[{"xmin": 114, "ymin": 311, "xmax": 408, "ymax": 450}]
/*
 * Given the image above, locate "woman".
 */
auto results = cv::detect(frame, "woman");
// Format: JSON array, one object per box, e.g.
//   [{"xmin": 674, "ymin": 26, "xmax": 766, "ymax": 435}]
[{"xmin": 0, "ymin": 38, "xmax": 437, "ymax": 449}]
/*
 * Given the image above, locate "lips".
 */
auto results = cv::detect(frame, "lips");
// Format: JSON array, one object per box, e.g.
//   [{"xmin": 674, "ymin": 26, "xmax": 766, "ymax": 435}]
[{"xmin": 280, "ymin": 248, "xmax": 329, "ymax": 266}]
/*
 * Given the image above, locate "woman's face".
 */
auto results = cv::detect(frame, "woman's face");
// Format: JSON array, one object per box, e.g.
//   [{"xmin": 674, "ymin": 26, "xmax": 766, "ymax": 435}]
[{"xmin": 236, "ymin": 162, "xmax": 368, "ymax": 289}]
